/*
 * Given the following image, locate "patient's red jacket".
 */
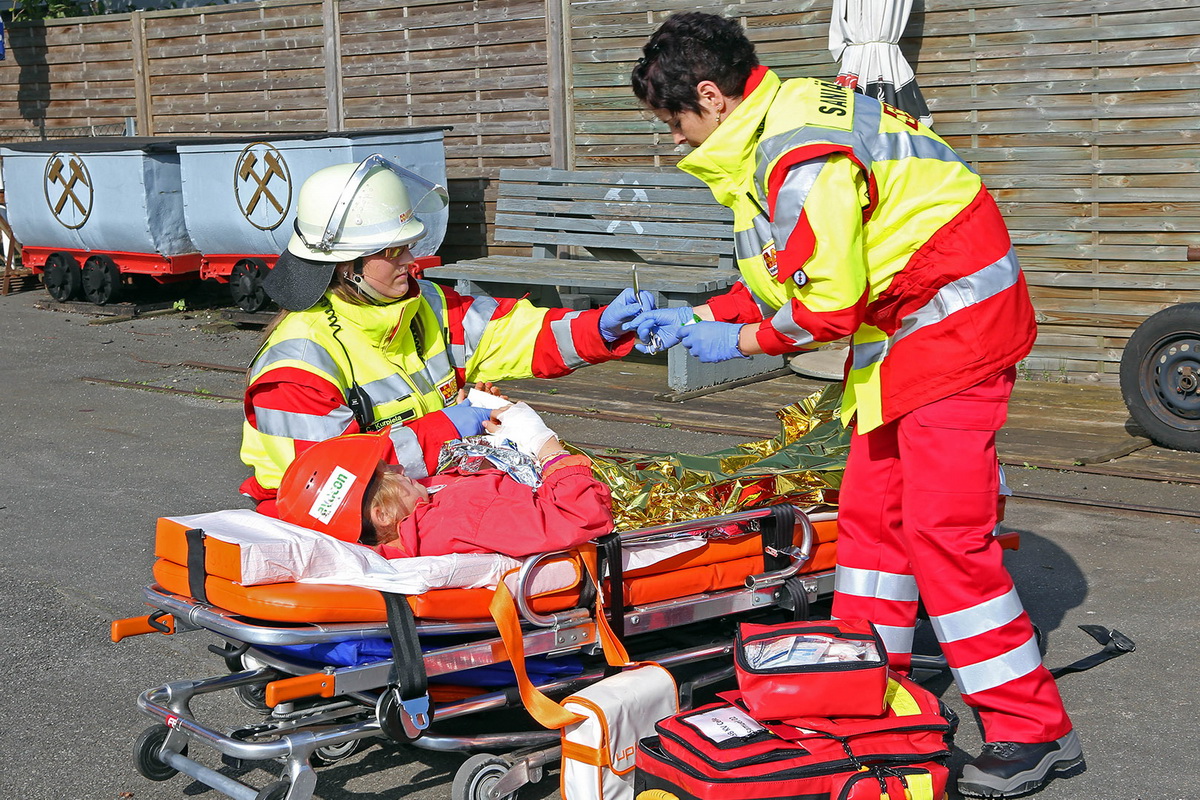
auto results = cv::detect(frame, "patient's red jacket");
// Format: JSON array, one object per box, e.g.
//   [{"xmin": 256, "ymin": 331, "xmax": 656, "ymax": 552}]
[{"xmin": 379, "ymin": 459, "xmax": 613, "ymax": 559}]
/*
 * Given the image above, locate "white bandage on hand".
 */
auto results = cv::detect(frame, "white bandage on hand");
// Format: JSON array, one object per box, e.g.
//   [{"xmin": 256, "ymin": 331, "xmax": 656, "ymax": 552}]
[
  {"xmin": 493, "ymin": 402, "xmax": 557, "ymax": 458},
  {"xmin": 467, "ymin": 388, "xmax": 509, "ymax": 410}
]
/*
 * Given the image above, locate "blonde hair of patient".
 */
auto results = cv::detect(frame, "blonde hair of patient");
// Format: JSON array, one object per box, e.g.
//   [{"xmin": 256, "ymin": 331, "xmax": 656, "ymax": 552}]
[{"xmin": 363, "ymin": 470, "xmax": 420, "ymax": 546}]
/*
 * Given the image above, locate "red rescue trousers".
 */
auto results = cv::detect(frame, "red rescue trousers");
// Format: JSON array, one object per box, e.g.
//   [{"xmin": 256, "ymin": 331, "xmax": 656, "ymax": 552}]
[{"xmin": 831, "ymin": 367, "xmax": 1073, "ymax": 744}]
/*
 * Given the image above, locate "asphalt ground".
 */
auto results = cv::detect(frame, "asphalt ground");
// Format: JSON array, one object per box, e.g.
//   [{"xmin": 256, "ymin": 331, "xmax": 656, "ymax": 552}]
[{"xmin": 0, "ymin": 287, "xmax": 1197, "ymax": 799}]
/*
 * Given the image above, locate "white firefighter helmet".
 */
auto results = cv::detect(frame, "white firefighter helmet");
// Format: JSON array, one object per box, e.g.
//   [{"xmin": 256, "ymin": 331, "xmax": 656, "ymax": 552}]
[
  {"xmin": 288, "ymin": 156, "xmax": 429, "ymax": 262},
  {"xmin": 265, "ymin": 155, "xmax": 448, "ymax": 311}
]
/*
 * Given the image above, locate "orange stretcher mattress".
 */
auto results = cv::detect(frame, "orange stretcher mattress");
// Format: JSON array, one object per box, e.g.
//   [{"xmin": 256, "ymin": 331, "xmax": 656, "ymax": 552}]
[{"xmin": 152, "ymin": 515, "xmax": 840, "ymax": 624}]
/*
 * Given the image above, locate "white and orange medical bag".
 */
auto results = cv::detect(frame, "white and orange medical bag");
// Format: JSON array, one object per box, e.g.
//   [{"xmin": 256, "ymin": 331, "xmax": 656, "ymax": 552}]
[{"xmin": 560, "ymin": 662, "xmax": 678, "ymax": 800}]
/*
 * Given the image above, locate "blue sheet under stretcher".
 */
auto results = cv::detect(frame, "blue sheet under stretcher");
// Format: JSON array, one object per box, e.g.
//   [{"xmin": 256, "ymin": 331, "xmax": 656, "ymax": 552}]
[{"xmin": 263, "ymin": 638, "xmax": 584, "ymax": 687}]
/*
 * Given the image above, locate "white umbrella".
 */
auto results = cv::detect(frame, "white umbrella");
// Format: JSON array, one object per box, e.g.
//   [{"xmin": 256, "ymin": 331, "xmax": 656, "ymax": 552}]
[{"xmin": 828, "ymin": 0, "xmax": 932, "ymax": 127}]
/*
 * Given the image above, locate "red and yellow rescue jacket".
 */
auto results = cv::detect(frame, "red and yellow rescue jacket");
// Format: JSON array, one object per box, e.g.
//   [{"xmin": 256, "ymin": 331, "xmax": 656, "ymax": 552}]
[
  {"xmin": 680, "ymin": 67, "xmax": 1036, "ymax": 432},
  {"xmin": 241, "ymin": 282, "xmax": 630, "ymax": 503}
]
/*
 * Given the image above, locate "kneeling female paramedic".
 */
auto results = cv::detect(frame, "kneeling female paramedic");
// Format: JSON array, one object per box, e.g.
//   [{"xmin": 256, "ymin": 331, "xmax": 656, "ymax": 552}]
[
  {"xmin": 628, "ymin": 12, "xmax": 1079, "ymax": 799},
  {"xmin": 274, "ymin": 401, "xmax": 612, "ymax": 558},
  {"xmin": 241, "ymin": 155, "xmax": 651, "ymax": 514}
]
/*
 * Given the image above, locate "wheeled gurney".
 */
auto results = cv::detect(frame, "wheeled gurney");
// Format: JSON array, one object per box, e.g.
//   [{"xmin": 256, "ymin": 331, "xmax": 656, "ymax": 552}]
[{"xmin": 112, "ymin": 501, "xmax": 846, "ymax": 800}]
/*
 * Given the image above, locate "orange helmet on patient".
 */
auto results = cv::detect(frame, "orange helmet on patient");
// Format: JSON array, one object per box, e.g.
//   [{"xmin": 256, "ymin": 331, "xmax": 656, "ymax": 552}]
[{"xmin": 276, "ymin": 429, "xmax": 393, "ymax": 542}]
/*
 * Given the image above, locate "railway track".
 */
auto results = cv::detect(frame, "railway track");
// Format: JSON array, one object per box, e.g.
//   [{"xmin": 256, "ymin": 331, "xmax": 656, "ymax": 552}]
[{"xmin": 87, "ymin": 358, "xmax": 1199, "ymax": 521}]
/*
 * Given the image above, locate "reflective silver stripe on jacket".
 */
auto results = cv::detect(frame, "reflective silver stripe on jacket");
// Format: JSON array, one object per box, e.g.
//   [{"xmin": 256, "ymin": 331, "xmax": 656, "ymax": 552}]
[
  {"xmin": 251, "ymin": 338, "xmax": 341, "ymax": 382},
  {"xmin": 458, "ymin": 294, "xmax": 499, "ymax": 368},
  {"xmin": 388, "ymin": 424, "xmax": 428, "ymax": 478},
  {"xmin": 950, "ymin": 634, "xmax": 1042, "ymax": 695},
  {"xmin": 756, "ymin": 98, "xmax": 964, "ymax": 175},
  {"xmin": 418, "ymin": 279, "xmax": 459, "ymax": 373},
  {"xmin": 929, "ymin": 586, "xmax": 1025, "ymax": 644},
  {"xmin": 873, "ymin": 622, "xmax": 915, "ymax": 657},
  {"xmin": 771, "ymin": 158, "xmax": 828, "ymax": 247},
  {"xmin": 834, "ymin": 564, "xmax": 920, "ymax": 602},
  {"xmin": 359, "ymin": 371, "xmax": 417, "ymax": 407},
  {"xmin": 769, "ymin": 303, "xmax": 818, "ymax": 348},
  {"xmin": 550, "ymin": 311, "xmax": 587, "ymax": 370},
  {"xmin": 412, "ymin": 348, "xmax": 453, "ymax": 396},
  {"xmin": 852, "ymin": 248, "xmax": 1021, "ymax": 372},
  {"xmin": 419, "ymin": 280, "xmax": 446, "ymax": 330},
  {"xmin": 252, "ymin": 405, "xmax": 354, "ymax": 441},
  {"xmin": 733, "ymin": 212, "xmax": 774, "ymax": 262}
]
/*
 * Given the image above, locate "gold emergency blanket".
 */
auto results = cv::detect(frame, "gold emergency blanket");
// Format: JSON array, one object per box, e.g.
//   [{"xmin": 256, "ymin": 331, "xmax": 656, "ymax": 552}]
[{"xmin": 583, "ymin": 385, "xmax": 850, "ymax": 531}]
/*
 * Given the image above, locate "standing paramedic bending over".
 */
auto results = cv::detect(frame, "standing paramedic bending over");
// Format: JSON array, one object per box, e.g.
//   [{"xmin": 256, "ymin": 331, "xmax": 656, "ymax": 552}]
[
  {"xmin": 241, "ymin": 156, "xmax": 650, "ymax": 513},
  {"xmin": 630, "ymin": 13, "xmax": 1080, "ymax": 799}
]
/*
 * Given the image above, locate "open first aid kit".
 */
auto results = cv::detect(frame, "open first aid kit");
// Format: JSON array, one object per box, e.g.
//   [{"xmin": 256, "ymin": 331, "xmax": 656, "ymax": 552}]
[
  {"xmin": 734, "ymin": 619, "xmax": 889, "ymax": 720},
  {"xmin": 633, "ymin": 672, "xmax": 954, "ymax": 800}
]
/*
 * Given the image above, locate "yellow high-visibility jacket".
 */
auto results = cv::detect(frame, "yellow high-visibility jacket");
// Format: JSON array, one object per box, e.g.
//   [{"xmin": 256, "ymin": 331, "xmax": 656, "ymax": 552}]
[
  {"xmin": 679, "ymin": 67, "xmax": 1036, "ymax": 432},
  {"xmin": 241, "ymin": 282, "xmax": 627, "ymax": 499}
]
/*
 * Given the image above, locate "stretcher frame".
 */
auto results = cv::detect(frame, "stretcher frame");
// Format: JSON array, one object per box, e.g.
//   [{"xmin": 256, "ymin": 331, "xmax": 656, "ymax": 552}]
[{"xmin": 117, "ymin": 504, "xmax": 838, "ymax": 800}]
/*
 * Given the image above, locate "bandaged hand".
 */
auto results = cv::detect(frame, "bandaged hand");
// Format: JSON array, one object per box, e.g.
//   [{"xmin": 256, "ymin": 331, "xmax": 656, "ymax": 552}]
[
  {"xmin": 465, "ymin": 385, "xmax": 510, "ymax": 410},
  {"xmin": 487, "ymin": 402, "xmax": 558, "ymax": 458}
]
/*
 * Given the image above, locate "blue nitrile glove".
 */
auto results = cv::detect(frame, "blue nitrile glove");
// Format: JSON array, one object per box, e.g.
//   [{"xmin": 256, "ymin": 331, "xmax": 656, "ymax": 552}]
[
  {"xmin": 679, "ymin": 320, "xmax": 748, "ymax": 363},
  {"xmin": 599, "ymin": 287, "xmax": 656, "ymax": 343},
  {"xmin": 626, "ymin": 306, "xmax": 694, "ymax": 353},
  {"xmin": 442, "ymin": 400, "xmax": 495, "ymax": 437}
]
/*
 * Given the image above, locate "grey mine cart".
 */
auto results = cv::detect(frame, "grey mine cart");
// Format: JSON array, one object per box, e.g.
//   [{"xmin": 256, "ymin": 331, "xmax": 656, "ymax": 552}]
[{"xmin": 426, "ymin": 168, "xmax": 785, "ymax": 395}]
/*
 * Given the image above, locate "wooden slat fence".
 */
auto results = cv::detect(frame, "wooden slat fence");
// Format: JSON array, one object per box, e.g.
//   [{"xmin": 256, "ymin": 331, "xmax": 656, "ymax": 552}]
[
  {"xmin": 568, "ymin": 0, "xmax": 1200, "ymax": 381},
  {"xmin": 1, "ymin": 0, "xmax": 1197, "ymax": 380}
]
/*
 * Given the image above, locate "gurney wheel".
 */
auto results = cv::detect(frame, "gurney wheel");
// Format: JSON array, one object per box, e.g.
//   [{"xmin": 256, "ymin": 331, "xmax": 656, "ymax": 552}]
[
  {"xmin": 254, "ymin": 779, "xmax": 290, "ymax": 800},
  {"xmin": 236, "ymin": 682, "xmax": 271, "ymax": 714},
  {"xmin": 377, "ymin": 689, "xmax": 434, "ymax": 742},
  {"xmin": 134, "ymin": 723, "xmax": 184, "ymax": 782},
  {"xmin": 311, "ymin": 738, "xmax": 362, "ymax": 766},
  {"xmin": 452, "ymin": 753, "xmax": 517, "ymax": 800}
]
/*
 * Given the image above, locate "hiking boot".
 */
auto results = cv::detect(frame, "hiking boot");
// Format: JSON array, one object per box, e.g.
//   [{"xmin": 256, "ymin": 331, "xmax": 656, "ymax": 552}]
[{"xmin": 958, "ymin": 730, "xmax": 1085, "ymax": 798}]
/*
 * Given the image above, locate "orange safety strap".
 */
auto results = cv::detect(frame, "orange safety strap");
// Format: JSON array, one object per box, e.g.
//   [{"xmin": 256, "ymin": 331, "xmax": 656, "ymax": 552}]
[
  {"xmin": 487, "ymin": 547, "xmax": 631, "ymax": 729},
  {"xmin": 560, "ymin": 739, "xmax": 609, "ymax": 766},
  {"xmin": 489, "ymin": 579, "xmax": 584, "ymax": 729}
]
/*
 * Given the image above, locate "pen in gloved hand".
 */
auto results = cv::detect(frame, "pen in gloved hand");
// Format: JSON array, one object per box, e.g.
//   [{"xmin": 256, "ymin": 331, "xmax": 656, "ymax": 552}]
[{"xmin": 631, "ymin": 264, "xmax": 664, "ymax": 354}]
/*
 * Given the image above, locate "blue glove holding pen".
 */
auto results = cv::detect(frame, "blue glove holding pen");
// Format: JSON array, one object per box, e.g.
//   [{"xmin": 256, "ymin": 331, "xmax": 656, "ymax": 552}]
[
  {"xmin": 626, "ymin": 305, "xmax": 695, "ymax": 353},
  {"xmin": 599, "ymin": 287, "xmax": 656, "ymax": 343}
]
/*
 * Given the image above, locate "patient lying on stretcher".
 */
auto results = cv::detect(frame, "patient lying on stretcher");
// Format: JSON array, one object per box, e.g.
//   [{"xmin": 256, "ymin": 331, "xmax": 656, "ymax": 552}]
[{"xmin": 275, "ymin": 401, "xmax": 614, "ymax": 560}]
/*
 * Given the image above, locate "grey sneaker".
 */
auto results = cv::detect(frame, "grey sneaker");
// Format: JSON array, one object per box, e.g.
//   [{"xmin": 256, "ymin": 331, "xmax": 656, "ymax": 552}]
[{"xmin": 958, "ymin": 730, "xmax": 1085, "ymax": 798}]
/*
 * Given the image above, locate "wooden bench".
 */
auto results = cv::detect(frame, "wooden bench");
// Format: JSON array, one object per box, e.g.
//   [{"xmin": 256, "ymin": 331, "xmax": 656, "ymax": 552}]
[{"xmin": 426, "ymin": 168, "xmax": 785, "ymax": 395}]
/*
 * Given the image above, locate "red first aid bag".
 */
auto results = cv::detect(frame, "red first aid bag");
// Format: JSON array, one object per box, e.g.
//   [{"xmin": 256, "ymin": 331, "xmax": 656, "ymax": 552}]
[
  {"xmin": 634, "ymin": 673, "xmax": 953, "ymax": 800},
  {"xmin": 735, "ymin": 619, "xmax": 888, "ymax": 720}
]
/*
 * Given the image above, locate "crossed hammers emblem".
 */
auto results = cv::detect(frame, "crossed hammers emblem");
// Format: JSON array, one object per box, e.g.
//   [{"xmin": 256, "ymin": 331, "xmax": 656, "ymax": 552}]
[
  {"xmin": 46, "ymin": 155, "xmax": 92, "ymax": 223},
  {"xmin": 237, "ymin": 148, "xmax": 287, "ymax": 216}
]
